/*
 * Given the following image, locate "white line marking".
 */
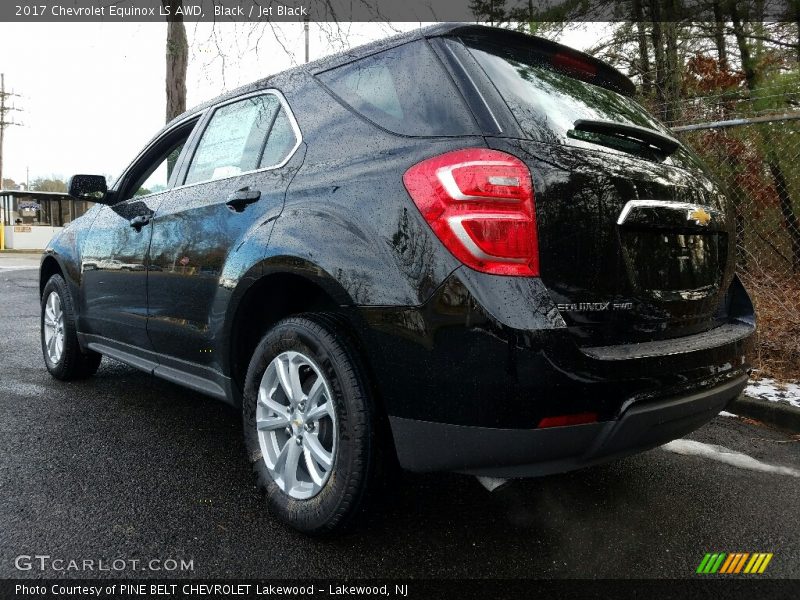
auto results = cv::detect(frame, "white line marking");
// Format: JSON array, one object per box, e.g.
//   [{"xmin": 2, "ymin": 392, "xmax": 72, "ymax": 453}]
[{"xmin": 662, "ymin": 439, "xmax": 800, "ymax": 477}]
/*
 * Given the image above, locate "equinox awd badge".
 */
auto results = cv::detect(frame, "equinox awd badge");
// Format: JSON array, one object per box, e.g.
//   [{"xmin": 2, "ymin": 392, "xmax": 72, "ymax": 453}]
[{"xmin": 557, "ymin": 302, "xmax": 634, "ymax": 312}]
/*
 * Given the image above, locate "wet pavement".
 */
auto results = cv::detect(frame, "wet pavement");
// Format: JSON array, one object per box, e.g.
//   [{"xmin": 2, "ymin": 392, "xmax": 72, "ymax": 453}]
[{"xmin": 1, "ymin": 260, "xmax": 798, "ymax": 579}]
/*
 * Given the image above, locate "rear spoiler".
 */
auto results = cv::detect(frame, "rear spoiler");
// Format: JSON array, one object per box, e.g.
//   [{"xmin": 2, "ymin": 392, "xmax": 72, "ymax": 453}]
[{"xmin": 442, "ymin": 25, "xmax": 636, "ymax": 97}]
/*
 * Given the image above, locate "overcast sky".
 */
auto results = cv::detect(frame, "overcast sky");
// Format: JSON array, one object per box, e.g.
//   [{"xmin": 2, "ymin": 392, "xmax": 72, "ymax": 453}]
[{"xmin": 0, "ymin": 21, "xmax": 599, "ymax": 186}]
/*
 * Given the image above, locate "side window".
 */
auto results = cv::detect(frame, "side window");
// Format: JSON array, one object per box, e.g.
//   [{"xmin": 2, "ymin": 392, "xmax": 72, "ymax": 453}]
[
  {"xmin": 259, "ymin": 107, "xmax": 299, "ymax": 168},
  {"xmin": 123, "ymin": 120, "xmax": 196, "ymax": 201},
  {"xmin": 133, "ymin": 142, "xmax": 186, "ymax": 197},
  {"xmin": 184, "ymin": 94, "xmax": 280, "ymax": 185},
  {"xmin": 317, "ymin": 41, "xmax": 476, "ymax": 136}
]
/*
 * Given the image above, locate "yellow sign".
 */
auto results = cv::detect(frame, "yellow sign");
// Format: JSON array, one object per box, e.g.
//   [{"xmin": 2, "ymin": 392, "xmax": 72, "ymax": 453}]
[{"xmin": 14, "ymin": 226, "xmax": 32, "ymax": 233}]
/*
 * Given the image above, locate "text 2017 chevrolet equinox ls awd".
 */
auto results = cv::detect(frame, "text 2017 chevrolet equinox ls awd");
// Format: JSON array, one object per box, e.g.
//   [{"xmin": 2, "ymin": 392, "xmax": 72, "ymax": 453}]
[{"xmin": 41, "ymin": 24, "xmax": 755, "ymax": 534}]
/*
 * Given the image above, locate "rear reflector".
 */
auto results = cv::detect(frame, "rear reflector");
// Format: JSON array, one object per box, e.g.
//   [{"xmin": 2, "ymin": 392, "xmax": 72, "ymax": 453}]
[
  {"xmin": 537, "ymin": 412, "xmax": 599, "ymax": 428},
  {"xmin": 403, "ymin": 148, "xmax": 539, "ymax": 277}
]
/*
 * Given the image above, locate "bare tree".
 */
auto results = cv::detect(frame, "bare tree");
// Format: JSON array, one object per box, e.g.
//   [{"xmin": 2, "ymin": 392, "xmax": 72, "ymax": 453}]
[{"xmin": 163, "ymin": 0, "xmax": 188, "ymax": 123}]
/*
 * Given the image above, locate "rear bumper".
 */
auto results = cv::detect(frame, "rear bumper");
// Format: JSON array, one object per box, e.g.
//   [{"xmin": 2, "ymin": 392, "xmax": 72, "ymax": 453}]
[
  {"xmin": 355, "ymin": 267, "xmax": 755, "ymax": 474},
  {"xmin": 390, "ymin": 373, "xmax": 747, "ymax": 476}
]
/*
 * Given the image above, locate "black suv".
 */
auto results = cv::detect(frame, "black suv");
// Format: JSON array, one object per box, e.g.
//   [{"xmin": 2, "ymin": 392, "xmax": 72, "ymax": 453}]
[{"xmin": 41, "ymin": 24, "xmax": 755, "ymax": 533}]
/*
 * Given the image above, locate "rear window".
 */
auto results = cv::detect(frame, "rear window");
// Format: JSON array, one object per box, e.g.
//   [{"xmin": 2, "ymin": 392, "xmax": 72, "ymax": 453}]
[
  {"xmin": 317, "ymin": 41, "xmax": 476, "ymax": 137},
  {"xmin": 462, "ymin": 39, "xmax": 672, "ymax": 147}
]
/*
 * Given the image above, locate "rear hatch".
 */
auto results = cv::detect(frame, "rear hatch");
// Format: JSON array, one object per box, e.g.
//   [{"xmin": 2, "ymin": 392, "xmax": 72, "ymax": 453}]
[{"xmin": 454, "ymin": 34, "xmax": 736, "ymax": 346}]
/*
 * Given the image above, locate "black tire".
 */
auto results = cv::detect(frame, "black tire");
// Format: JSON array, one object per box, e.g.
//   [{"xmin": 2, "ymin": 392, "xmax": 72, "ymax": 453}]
[
  {"xmin": 41, "ymin": 274, "xmax": 102, "ymax": 380},
  {"xmin": 242, "ymin": 314, "xmax": 377, "ymax": 535}
]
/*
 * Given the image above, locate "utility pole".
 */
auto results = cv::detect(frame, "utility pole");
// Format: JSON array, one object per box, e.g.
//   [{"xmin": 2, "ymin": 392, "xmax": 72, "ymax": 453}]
[
  {"xmin": 0, "ymin": 73, "xmax": 24, "ymax": 191},
  {"xmin": 304, "ymin": 16, "xmax": 310, "ymax": 63},
  {"xmin": 1, "ymin": 73, "xmax": 23, "ymax": 248}
]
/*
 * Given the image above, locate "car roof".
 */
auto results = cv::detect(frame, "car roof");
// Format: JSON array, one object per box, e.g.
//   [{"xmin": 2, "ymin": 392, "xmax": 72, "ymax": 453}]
[{"xmin": 161, "ymin": 22, "xmax": 633, "ymax": 134}]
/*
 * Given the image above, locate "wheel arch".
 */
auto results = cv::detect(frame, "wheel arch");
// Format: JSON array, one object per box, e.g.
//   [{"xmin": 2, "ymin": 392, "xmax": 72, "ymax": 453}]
[
  {"xmin": 40, "ymin": 254, "xmax": 66, "ymax": 298},
  {"xmin": 224, "ymin": 258, "xmax": 360, "ymax": 397},
  {"xmin": 226, "ymin": 260, "xmax": 399, "ymax": 472}
]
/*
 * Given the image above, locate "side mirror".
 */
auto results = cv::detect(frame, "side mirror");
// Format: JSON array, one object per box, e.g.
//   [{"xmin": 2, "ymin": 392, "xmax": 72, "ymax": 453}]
[{"xmin": 68, "ymin": 175, "xmax": 109, "ymax": 202}]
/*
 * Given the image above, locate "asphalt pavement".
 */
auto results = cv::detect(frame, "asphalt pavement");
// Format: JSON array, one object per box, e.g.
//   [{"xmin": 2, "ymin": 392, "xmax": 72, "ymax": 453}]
[{"xmin": 1, "ymin": 254, "xmax": 799, "ymax": 579}]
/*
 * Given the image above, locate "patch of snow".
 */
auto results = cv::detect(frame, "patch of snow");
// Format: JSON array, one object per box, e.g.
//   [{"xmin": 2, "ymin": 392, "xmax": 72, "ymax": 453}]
[
  {"xmin": 746, "ymin": 378, "xmax": 800, "ymax": 408},
  {"xmin": 662, "ymin": 439, "xmax": 800, "ymax": 478},
  {"xmin": 718, "ymin": 411, "xmax": 738, "ymax": 418}
]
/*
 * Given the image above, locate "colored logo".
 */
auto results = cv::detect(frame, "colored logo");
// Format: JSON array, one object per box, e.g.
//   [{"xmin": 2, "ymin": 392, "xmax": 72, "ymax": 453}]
[
  {"xmin": 688, "ymin": 207, "xmax": 712, "ymax": 226},
  {"xmin": 696, "ymin": 552, "xmax": 773, "ymax": 574}
]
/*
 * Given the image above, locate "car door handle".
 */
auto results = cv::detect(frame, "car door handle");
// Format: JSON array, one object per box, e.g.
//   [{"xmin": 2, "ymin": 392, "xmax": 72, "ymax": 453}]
[
  {"xmin": 226, "ymin": 187, "xmax": 261, "ymax": 212},
  {"xmin": 129, "ymin": 215, "xmax": 151, "ymax": 230}
]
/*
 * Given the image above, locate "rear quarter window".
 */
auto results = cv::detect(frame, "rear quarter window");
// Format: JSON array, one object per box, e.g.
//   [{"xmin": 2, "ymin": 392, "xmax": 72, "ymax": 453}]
[{"xmin": 316, "ymin": 40, "xmax": 476, "ymax": 137}]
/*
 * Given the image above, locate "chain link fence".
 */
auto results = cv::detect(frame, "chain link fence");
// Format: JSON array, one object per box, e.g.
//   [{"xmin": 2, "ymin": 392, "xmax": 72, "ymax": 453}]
[{"xmin": 672, "ymin": 112, "xmax": 800, "ymax": 380}]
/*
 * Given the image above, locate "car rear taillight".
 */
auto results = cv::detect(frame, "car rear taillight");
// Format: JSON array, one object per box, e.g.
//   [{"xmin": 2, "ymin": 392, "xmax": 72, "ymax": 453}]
[{"xmin": 403, "ymin": 148, "xmax": 539, "ymax": 277}]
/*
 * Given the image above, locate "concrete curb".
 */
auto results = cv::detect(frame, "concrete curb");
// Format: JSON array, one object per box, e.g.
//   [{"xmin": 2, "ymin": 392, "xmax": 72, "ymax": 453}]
[{"xmin": 729, "ymin": 394, "xmax": 800, "ymax": 433}]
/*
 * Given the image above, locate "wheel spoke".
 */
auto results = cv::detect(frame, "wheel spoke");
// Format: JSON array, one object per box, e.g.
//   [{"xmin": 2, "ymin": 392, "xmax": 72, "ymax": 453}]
[
  {"xmin": 307, "ymin": 376, "xmax": 325, "ymax": 405},
  {"xmin": 306, "ymin": 401, "xmax": 332, "ymax": 423},
  {"xmin": 259, "ymin": 389, "xmax": 289, "ymax": 417},
  {"xmin": 274, "ymin": 356, "xmax": 295, "ymax": 402},
  {"xmin": 303, "ymin": 447, "xmax": 325, "ymax": 485},
  {"xmin": 274, "ymin": 440, "xmax": 290, "ymax": 475},
  {"xmin": 303, "ymin": 433, "xmax": 332, "ymax": 470},
  {"xmin": 287, "ymin": 357, "xmax": 304, "ymax": 404},
  {"xmin": 280, "ymin": 440, "xmax": 302, "ymax": 492},
  {"xmin": 257, "ymin": 414, "xmax": 289, "ymax": 431},
  {"xmin": 50, "ymin": 295, "xmax": 61, "ymax": 319}
]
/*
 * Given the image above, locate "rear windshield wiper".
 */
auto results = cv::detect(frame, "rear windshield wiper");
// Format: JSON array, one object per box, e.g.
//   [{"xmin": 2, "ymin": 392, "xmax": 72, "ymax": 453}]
[{"xmin": 570, "ymin": 119, "xmax": 681, "ymax": 156}]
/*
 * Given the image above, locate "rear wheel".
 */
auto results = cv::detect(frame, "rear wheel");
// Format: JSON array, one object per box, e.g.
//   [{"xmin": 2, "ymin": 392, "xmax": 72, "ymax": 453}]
[
  {"xmin": 41, "ymin": 274, "xmax": 101, "ymax": 380},
  {"xmin": 242, "ymin": 315, "xmax": 377, "ymax": 534}
]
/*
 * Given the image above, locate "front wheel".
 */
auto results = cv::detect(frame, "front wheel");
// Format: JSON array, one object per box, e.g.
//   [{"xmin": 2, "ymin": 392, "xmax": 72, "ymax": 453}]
[
  {"xmin": 41, "ymin": 274, "xmax": 101, "ymax": 380},
  {"xmin": 242, "ymin": 315, "xmax": 377, "ymax": 535}
]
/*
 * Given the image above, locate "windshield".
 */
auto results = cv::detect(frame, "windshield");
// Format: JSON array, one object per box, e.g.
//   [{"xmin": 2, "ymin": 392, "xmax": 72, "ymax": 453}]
[{"xmin": 462, "ymin": 39, "xmax": 674, "ymax": 149}]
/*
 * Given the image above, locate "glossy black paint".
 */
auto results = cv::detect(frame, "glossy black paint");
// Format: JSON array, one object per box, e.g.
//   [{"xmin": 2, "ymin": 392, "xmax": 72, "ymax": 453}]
[
  {"xmin": 486, "ymin": 137, "xmax": 737, "ymax": 346},
  {"xmin": 67, "ymin": 174, "xmax": 108, "ymax": 202},
  {"xmin": 42, "ymin": 23, "xmax": 755, "ymax": 476},
  {"xmin": 356, "ymin": 267, "xmax": 753, "ymax": 430}
]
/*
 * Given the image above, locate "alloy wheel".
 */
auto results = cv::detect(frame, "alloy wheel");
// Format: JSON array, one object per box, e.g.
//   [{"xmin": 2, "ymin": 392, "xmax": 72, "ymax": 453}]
[
  {"xmin": 43, "ymin": 291, "xmax": 65, "ymax": 365},
  {"xmin": 256, "ymin": 350, "xmax": 338, "ymax": 499}
]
